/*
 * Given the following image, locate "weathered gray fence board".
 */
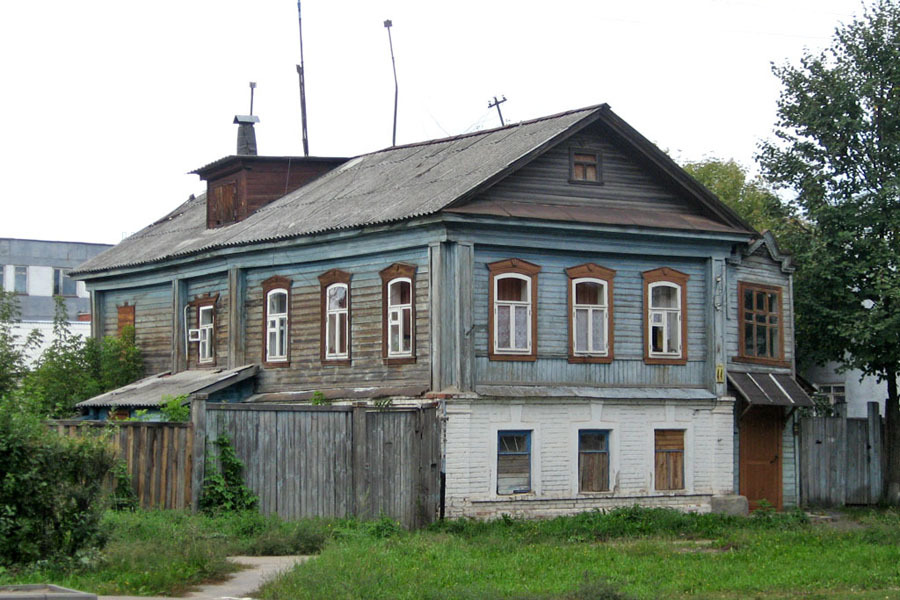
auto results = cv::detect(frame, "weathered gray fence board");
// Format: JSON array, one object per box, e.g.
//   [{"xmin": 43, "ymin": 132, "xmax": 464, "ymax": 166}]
[
  {"xmin": 800, "ymin": 402, "xmax": 883, "ymax": 506},
  {"xmin": 204, "ymin": 403, "xmax": 439, "ymax": 527},
  {"xmin": 50, "ymin": 420, "xmax": 193, "ymax": 510}
]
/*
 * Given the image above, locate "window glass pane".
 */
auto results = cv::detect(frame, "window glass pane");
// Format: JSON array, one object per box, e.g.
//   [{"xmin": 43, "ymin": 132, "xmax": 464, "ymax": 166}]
[
  {"xmin": 328, "ymin": 285, "xmax": 347, "ymax": 309},
  {"xmin": 756, "ymin": 325, "xmax": 767, "ymax": 356},
  {"xmin": 14, "ymin": 266, "xmax": 26, "ymax": 293},
  {"xmin": 497, "ymin": 277, "xmax": 526, "ymax": 302},
  {"xmin": 575, "ymin": 281, "xmax": 601, "ymax": 305},
  {"xmin": 268, "ymin": 330, "xmax": 277, "ymax": 356},
  {"xmin": 592, "ymin": 309, "xmax": 605, "ymax": 352},
  {"xmin": 200, "ymin": 307, "xmax": 213, "ymax": 326},
  {"xmin": 666, "ymin": 311, "xmax": 679, "ymax": 351},
  {"xmin": 500, "ymin": 433, "xmax": 528, "ymax": 453},
  {"xmin": 768, "ymin": 327, "xmax": 778, "ymax": 357},
  {"xmin": 744, "ymin": 323, "xmax": 754, "ymax": 355},
  {"xmin": 327, "ymin": 313, "xmax": 337, "ymax": 354},
  {"xmin": 338, "ymin": 313, "xmax": 347, "ymax": 354},
  {"xmin": 579, "ymin": 431, "xmax": 607, "ymax": 452},
  {"xmin": 744, "ymin": 289, "xmax": 753, "ymax": 310},
  {"xmin": 767, "ymin": 293, "xmax": 778, "ymax": 312},
  {"xmin": 514, "ymin": 305, "xmax": 528, "ymax": 349},
  {"xmin": 651, "ymin": 323, "xmax": 664, "ymax": 353},
  {"xmin": 269, "ymin": 291, "xmax": 287, "ymax": 314},
  {"xmin": 402, "ymin": 307, "xmax": 412, "ymax": 352},
  {"xmin": 62, "ymin": 272, "xmax": 76, "ymax": 296},
  {"xmin": 390, "ymin": 280, "xmax": 411, "ymax": 305},
  {"xmin": 755, "ymin": 291, "xmax": 765, "ymax": 311},
  {"xmin": 575, "ymin": 308, "xmax": 588, "ymax": 352},
  {"xmin": 651, "ymin": 285, "xmax": 677, "ymax": 308},
  {"xmin": 390, "ymin": 323, "xmax": 400, "ymax": 354},
  {"xmin": 497, "ymin": 305, "xmax": 511, "ymax": 347},
  {"xmin": 583, "ymin": 165, "xmax": 598, "ymax": 180}
]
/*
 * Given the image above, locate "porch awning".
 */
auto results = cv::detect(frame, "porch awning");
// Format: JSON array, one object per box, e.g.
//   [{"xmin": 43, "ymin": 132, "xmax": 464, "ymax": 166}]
[{"xmin": 727, "ymin": 371, "xmax": 813, "ymax": 407}]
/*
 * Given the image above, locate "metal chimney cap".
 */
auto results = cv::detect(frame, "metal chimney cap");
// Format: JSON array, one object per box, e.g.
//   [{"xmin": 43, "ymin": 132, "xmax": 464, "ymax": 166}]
[{"xmin": 233, "ymin": 115, "xmax": 260, "ymax": 125}]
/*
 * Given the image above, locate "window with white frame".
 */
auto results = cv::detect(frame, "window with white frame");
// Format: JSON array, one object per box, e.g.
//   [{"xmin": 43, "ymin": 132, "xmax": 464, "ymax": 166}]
[
  {"xmin": 487, "ymin": 257, "xmax": 541, "ymax": 360},
  {"xmin": 642, "ymin": 268, "xmax": 689, "ymax": 364},
  {"xmin": 266, "ymin": 289, "xmax": 288, "ymax": 362},
  {"xmin": 816, "ymin": 383, "xmax": 846, "ymax": 406},
  {"xmin": 387, "ymin": 278, "xmax": 412, "ymax": 357},
  {"xmin": 53, "ymin": 268, "xmax": 77, "ymax": 296},
  {"xmin": 497, "ymin": 430, "xmax": 531, "ymax": 494},
  {"xmin": 326, "ymin": 283, "xmax": 349, "ymax": 359},
  {"xmin": 198, "ymin": 304, "xmax": 214, "ymax": 363},
  {"xmin": 573, "ymin": 278, "xmax": 608, "ymax": 356}
]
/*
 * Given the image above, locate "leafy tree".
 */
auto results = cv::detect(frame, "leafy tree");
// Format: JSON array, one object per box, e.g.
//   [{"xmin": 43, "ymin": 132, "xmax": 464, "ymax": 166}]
[
  {"xmin": 757, "ymin": 0, "xmax": 900, "ymax": 503},
  {"xmin": 0, "ymin": 291, "xmax": 40, "ymax": 398}
]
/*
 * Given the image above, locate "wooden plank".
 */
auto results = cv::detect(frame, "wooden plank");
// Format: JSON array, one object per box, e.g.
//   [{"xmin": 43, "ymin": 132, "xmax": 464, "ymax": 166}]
[
  {"xmin": 868, "ymin": 402, "xmax": 883, "ymax": 504},
  {"xmin": 190, "ymin": 397, "xmax": 207, "ymax": 511}
]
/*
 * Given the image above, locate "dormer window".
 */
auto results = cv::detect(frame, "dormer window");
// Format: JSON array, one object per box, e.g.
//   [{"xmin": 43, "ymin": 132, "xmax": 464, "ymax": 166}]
[{"xmin": 569, "ymin": 148, "xmax": 602, "ymax": 184}]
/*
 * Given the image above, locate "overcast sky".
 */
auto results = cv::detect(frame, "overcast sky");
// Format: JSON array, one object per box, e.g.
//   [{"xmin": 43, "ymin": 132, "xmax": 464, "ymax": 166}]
[{"xmin": 0, "ymin": 0, "xmax": 871, "ymax": 245}]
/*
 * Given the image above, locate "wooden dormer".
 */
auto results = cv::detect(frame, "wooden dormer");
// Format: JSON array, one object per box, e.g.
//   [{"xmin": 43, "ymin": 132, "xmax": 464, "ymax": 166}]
[{"xmin": 192, "ymin": 155, "xmax": 347, "ymax": 229}]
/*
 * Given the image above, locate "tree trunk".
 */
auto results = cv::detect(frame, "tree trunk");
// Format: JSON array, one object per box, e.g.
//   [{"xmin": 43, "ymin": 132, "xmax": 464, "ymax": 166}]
[{"xmin": 885, "ymin": 370, "xmax": 900, "ymax": 505}]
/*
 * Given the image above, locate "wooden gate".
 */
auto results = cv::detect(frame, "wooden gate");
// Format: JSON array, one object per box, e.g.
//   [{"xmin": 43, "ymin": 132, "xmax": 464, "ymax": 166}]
[
  {"xmin": 739, "ymin": 405, "xmax": 783, "ymax": 511},
  {"xmin": 799, "ymin": 402, "xmax": 883, "ymax": 506},
  {"xmin": 201, "ymin": 402, "xmax": 441, "ymax": 528}
]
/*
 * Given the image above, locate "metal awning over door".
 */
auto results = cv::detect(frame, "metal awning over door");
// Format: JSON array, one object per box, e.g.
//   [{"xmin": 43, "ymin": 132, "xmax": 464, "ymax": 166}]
[{"xmin": 728, "ymin": 372, "xmax": 813, "ymax": 407}]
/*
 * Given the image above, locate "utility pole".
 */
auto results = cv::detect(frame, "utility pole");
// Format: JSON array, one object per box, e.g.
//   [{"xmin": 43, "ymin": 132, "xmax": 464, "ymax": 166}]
[
  {"xmin": 297, "ymin": 0, "xmax": 309, "ymax": 156},
  {"xmin": 384, "ymin": 19, "xmax": 399, "ymax": 147},
  {"xmin": 489, "ymin": 95, "xmax": 507, "ymax": 127}
]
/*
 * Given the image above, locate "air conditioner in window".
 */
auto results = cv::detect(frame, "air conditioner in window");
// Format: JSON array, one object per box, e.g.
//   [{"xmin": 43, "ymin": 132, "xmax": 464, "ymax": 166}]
[{"xmin": 188, "ymin": 328, "xmax": 201, "ymax": 342}]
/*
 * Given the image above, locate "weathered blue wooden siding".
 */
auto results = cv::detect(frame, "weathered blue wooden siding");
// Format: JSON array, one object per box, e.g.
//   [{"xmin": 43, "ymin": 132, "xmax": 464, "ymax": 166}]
[
  {"xmin": 471, "ymin": 246, "xmax": 709, "ymax": 387},
  {"xmin": 725, "ymin": 249, "xmax": 794, "ymax": 371},
  {"xmin": 473, "ymin": 126, "xmax": 704, "ymax": 215},
  {"xmin": 101, "ymin": 283, "xmax": 173, "ymax": 376},
  {"xmin": 244, "ymin": 247, "xmax": 431, "ymax": 393}
]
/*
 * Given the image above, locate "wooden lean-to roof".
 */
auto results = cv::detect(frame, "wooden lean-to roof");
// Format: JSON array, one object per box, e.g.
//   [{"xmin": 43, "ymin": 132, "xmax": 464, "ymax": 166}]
[{"xmin": 73, "ymin": 104, "xmax": 755, "ymax": 276}]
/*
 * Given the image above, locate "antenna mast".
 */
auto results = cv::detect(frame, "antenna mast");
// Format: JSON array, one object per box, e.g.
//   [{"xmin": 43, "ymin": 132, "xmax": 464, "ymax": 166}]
[
  {"xmin": 384, "ymin": 19, "xmax": 398, "ymax": 147},
  {"xmin": 296, "ymin": 0, "xmax": 310, "ymax": 156},
  {"xmin": 488, "ymin": 95, "xmax": 507, "ymax": 126}
]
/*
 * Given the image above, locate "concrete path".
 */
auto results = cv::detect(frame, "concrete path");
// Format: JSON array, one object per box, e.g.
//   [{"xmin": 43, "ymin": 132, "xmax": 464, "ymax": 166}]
[{"xmin": 99, "ymin": 555, "xmax": 308, "ymax": 600}]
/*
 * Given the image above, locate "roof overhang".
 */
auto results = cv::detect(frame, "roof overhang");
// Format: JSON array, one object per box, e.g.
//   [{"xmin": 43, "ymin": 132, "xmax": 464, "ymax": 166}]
[{"xmin": 728, "ymin": 371, "xmax": 813, "ymax": 407}]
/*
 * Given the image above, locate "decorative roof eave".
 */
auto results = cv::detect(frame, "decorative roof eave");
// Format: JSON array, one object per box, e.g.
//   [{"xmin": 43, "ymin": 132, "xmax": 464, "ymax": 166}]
[{"xmin": 745, "ymin": 231, "xmax": 794, "ymax": 273}]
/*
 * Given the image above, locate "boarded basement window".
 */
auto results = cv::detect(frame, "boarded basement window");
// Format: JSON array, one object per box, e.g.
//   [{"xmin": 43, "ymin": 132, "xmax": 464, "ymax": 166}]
[
  {"xmin": 654, "ymin": 429, "xmax": 684, "ymax": 491},
  {"xmin": 117, "ymin": 303, "xmax": 135, "ymax": 335},
  {"xmin": 579, "ymin": 430, "xmax": 610, "ymax": 492}
]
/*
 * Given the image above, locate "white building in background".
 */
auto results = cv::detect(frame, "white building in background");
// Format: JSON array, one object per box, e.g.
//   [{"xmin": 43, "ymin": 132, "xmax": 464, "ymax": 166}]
[
  {"xmin": 1, "ymin": 238, "xmax": 112, "ymax": 363},
  {"xmin": 805, "ymin": 362, "xmax": 892, "ymax": 419}
]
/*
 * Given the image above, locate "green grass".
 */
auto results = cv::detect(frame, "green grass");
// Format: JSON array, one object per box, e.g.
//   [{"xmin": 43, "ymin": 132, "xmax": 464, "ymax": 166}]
[
  {"xmin": 256, "ymin": 507, "xmax": 900, "ymax": 600},
  {"xmin": 0, "ymin": 510, "xmax": 330, "ymax": 597},
  {"xmin": 2, "ymin": 507, "xmax": 899, "ymax": 599}
]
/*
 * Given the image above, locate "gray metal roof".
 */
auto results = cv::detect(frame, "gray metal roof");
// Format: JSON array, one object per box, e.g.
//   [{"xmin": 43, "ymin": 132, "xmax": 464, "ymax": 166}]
[
  {"xmin": 72, "ymin": 103, "xmax": 753, "ymax": 276},
  {"xmin": 76, "ymin": 364, "xmax": 258, "ymax": 408},
  {"xmin": 72, "ymin": 105, "xmax": 605, "ymax": 275}
]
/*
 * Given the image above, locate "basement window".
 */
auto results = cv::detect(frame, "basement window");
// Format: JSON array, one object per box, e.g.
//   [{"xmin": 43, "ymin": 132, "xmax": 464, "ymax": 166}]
[
  {"xmin": 579, "ymin": 430, "xmax": 610, "ymax": 492},
  {"xmin": 654, "ymin": 429, "xmax": 684, "ymax": 491},
  {"xmin": 497, "ymin": 430, "xmax": 531, "ymax": 494}
]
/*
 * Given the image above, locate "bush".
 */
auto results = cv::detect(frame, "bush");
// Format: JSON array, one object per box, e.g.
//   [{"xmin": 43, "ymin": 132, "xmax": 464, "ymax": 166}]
[
  {"xmin": 0, "ymin": 398, "xmax": 117, "ymax": 565},
  {"xmin": 200, "ymin": 434, "xmax": 258, "ymax": 513}
]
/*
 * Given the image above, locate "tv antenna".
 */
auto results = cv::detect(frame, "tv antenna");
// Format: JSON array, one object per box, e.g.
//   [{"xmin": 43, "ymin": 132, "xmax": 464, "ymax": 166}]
[
  {"xmin": 384, "ymin": 19, "xmax": 399, "ymax": 147},
  {"xmin": 296, "ymin": 0, "xmax": 310, "ymax": 156},
  {"xmin": 489, "ymin": 95, "xmax": 507, "ymax": 126}
]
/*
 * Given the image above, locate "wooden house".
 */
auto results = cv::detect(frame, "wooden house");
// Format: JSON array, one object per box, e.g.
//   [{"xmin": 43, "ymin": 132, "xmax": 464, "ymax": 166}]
[{"xmin": 72, "ymin": 104, "xmax": 811, "ymax": 516}]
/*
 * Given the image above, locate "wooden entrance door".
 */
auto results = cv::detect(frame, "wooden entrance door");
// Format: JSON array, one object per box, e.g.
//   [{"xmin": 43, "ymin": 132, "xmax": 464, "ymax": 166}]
[{"xmin": 740, "ymin": 405, "xmax": 783, "ymax": 511}]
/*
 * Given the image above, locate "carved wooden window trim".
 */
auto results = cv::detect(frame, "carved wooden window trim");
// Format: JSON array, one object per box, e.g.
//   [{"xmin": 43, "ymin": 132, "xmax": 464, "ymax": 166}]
[
  {"xmin": 189, "ymin": 293, "xmax": 219, "ymax": 367},
  {"xmin": 380, "ymin": 263, "xmax": 416, "ymax": 365},
  {"xmin": 116, "ymin": 302, "xmax": 135, "ymax": 336},
  {"xmin": 569, "ymin": 147, "xmax": 603, "ymax": 184},
  {"xmin": 642, "ymin": 267, "xmax": 689, "ymax": 365},
  {"xmin": 736, "ymin": 281, "xmax": 787, "ymax": 367},
  {"xmin": 488, "ymin": 258, "xmax": 540, "ymax": 362},
  {"xmin": 566, "ymin": 263, "xmax": 615, "ymax": 364},
  {"xmin": 319, "ymin": 269, "xmax": 351, "ymax": 365},
  {"xmin": 262, "ymin": 275, "xmax": 292, "ymax": 367}
]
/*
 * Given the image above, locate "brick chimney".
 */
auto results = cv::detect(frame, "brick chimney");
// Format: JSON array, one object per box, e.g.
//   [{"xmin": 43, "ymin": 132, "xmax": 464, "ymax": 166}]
[{"xmin": 234, "ymin": 115, "xmax": 259, "ymax": 156}]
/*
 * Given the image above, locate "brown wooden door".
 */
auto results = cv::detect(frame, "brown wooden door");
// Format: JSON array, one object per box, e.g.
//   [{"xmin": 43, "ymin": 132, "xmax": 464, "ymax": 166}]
[{"xmin": 740, "ymin": 405, "xmax": 783, "ymax": 511}]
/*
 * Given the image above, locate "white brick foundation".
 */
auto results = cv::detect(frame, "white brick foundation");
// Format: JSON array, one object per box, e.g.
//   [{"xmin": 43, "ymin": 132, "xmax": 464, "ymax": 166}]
[{"xmin": 443, "ymin": 396, "xmax": 736, "ymax": 519}]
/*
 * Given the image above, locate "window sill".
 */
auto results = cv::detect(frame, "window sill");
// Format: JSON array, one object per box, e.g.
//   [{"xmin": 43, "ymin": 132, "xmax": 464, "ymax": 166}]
[
  {"xmin": 263, "ymin": 359, "xmax": 291, "ymax": 369},
  {"xmin": 322, "ymin": 358, "xmax": 351, "ymax": 367},
  {"xmin": 489, "ymin": 352, "xmax": 537, "ymax": 362},
  {"xmin": 568, "ymin": 178, "xmax": 604, "ymax": 186},
  {"xmin": 384, "ymin": 356, "xmax": 416, "ymax": 366},
  {"xmin": 644, "ymin": 355, "xmax": 687, "ymax": 365},
  {"xmin": 732, "ymin": 356, "xmax": 791, "ymax": 368},
  {"xmin": 568, "ymin": 354, "xmax": 613, "ymax": 364}
]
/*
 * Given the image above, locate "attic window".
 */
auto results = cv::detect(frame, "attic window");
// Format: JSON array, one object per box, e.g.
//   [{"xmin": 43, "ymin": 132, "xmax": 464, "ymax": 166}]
[
  {"xmin": 569, "ymin": 149, "xmax": 602, "ymax": 184},
  {"xmin": 209, "ymin": 182, "xmax": 238, "ymax": 227}
]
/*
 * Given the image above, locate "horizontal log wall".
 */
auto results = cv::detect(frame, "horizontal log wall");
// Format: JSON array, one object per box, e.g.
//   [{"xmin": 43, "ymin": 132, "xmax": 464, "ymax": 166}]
[
  {"xmin": 101, "ymin": 284, "xmax": 174, "ymax": 376},
  {"xmin": 50, "ymin": 420, "xmax": 193, "ymax": 510}
]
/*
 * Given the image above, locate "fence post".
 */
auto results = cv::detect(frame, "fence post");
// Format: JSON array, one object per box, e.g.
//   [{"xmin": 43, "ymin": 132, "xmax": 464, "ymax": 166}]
[
  {"xmin": 868, "ymin": 401, "xmax": 883, "ymax": 503},
  {"xmin": 352, "ymin": 403, "xmax": 368, "ymax": 519},
  {"xmin": 191, "ymin": 395, "xmax": 208, "ymax": 512}
]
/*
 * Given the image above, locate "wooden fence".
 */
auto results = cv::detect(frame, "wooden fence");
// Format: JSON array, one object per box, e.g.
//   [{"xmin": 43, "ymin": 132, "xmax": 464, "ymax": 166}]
[
  {"xmin": 200, "ymin": 401, "xmax": 441, "ymax": 528},
  {"xmin": 799, "ymin": 401, "xmax": 883, "ymax": 506},
  {"xmin": 50, "ymin": 421, "xmax": 194, "ymax": 510}
]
